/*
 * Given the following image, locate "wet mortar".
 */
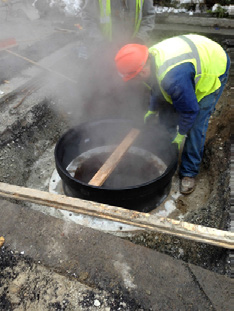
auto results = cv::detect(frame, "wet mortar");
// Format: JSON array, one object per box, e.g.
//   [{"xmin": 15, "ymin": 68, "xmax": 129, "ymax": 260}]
[{"xmin": 73, "ymin": 150, "xmax": 163, "ymax": 188}]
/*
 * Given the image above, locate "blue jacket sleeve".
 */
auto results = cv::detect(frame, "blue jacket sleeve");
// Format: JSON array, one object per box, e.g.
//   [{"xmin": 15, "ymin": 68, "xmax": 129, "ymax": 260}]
[
  {"xmin": 149, "ymin": 94, "xmax": 160, "ymax": 111},
  {"xmin": 148, "ymin": 78, "xmax": 165, "ymax": 111},
  {"xmin": 161, "ymin": 63, "xmax": 200, "ymax": 135}
]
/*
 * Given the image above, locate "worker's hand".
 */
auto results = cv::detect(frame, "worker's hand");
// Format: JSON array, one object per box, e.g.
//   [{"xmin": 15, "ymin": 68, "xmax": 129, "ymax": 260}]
[
  {"xmin": 144, "ymin": 110, "xmax": 158, "ymax": 125},
  {"xmin": 172, "ymin": 133, "xmax": 186, "ymax": 150}
]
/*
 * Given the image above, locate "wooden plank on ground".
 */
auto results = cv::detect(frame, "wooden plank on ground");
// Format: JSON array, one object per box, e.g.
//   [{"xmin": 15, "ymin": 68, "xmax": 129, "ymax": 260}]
[
  {"xmin": 0, "ymin": 182, "xmax": 233, "ymax": 249},
  {"xmin": 89, "ymin": 128, "xmax": 140, "ymax": 186}
]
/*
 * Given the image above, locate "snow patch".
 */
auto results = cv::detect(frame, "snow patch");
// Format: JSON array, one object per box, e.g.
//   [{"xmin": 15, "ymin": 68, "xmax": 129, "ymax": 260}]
[
  {"xmin": 114, "ymin": 255, "xmax": 137, "ymax": 289},
  {"xmin": 156, "ymin": 200, "xmax": 176, "ymax": 217}
]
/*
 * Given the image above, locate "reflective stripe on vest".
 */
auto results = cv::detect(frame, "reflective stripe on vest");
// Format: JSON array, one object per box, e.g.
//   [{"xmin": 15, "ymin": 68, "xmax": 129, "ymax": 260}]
[
  {"xmin": 149, "ymin": 34, "xmax": 227, "ymax": 104},
  {"xmin": 157, "ymin": 35, "xmax": 202, "ymax": 84},
  {"xmin": 133, "ymin": 0, "xmax": 144, "ymax": 38},
  {"xmin": 99, "ymin": 0, "xmax": 144, "ymax": 41},
  {"xmin": 99, "ymin": 0, "xmax": 112, "ymax": 41}
]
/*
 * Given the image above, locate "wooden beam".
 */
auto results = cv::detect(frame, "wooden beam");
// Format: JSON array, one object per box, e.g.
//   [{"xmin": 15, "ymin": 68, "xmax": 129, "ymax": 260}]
[
  {"xmin": 0, "ymin": 182, "xmax": 233, "ymax": 249},
  {"xmin": 89, "ymin": 128, "xmax": 140, "ymax": 186}
]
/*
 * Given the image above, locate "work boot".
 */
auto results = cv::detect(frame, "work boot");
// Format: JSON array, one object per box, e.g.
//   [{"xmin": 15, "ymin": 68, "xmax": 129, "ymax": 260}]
[{"xmin": 180, "ymin": 177, "xmax": 195, "ymax": 194}]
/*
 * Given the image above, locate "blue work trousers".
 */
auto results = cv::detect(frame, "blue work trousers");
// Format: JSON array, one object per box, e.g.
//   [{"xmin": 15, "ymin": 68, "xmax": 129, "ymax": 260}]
[{"xmin": 180, "ymin": 69, "xmax": 230, "ymax": 178}]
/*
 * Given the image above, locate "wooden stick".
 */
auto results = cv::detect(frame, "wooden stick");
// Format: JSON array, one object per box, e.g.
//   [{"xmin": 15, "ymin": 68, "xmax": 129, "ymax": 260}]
[
  {"xmin": 13, "ymin": 86, "xmax": 39, "ymax": 109},
  {"xmin": 0, "ymin": 236, "xmax": 5, "ymax": 248},
  {"xmin": 89, "ymin": 128, "xmax": 140, "ymax": 186},
  {"xmin": 5, "ymin": 49, "xmax": 78, "ymax": 84},
  {"xmin": 55, "ymin": 27, "xmax": 77, "ymax": 33},
  {"xmin": 0, "ymin": 182, "xmax": 233, "ymax": 249}
]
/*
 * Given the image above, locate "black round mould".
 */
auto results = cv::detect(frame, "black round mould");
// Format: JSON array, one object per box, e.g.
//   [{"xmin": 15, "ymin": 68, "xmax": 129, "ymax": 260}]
[{"xmin": 54, "ymin": 119, "xmax": 178, "ymax": 212}]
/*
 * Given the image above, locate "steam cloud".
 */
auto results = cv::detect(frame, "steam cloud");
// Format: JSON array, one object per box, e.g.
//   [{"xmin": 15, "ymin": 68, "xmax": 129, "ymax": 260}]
[{"xmin": 0, "ymin": 1, "xmax": 148, "ymax": 129}]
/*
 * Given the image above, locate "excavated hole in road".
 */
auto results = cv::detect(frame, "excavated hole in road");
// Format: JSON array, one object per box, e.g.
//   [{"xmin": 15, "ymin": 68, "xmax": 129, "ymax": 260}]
[
  {"xmin": 0, "ymin": 79, "xmax": 230, "ymax": 274},
  {"xmin": 53, "ymin": 119, "xmax": 178, "ymax": 215}
]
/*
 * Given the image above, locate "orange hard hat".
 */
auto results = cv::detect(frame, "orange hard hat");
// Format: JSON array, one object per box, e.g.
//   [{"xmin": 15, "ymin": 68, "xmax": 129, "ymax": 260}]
[{"xmin": 115, "ymin": 44, "xmax": 149, "ymax": 81}]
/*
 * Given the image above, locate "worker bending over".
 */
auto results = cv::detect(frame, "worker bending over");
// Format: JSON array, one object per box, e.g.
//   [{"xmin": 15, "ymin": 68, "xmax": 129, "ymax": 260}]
[{"xmin": 114, "ymin": 34, "xmax": 230, "ymax": 194}]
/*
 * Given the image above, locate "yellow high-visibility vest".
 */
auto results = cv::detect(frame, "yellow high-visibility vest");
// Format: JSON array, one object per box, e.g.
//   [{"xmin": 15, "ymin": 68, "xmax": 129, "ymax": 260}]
[
  {"xmin": 99, "ymin": 0, "xmax": 144, "ymax": 41},
  {"xmin": 149, "ymin": 34, "xmax": 227, "ymax": 103}
]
